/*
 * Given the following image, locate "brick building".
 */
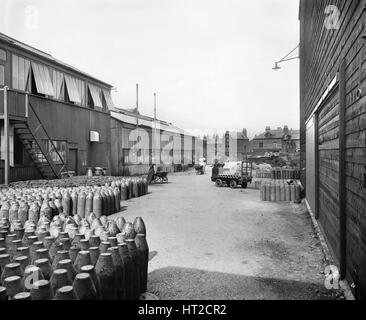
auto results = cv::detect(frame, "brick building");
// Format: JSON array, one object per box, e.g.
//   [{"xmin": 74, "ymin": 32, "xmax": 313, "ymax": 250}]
[{"xmin": 251, "ymin": 126, "xmax": 299, "ymax": 155}]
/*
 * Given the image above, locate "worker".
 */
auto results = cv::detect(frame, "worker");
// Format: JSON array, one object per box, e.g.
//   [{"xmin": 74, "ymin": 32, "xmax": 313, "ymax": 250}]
[{"xmin": 198, "ymin": 157, "xmax": 206, "ymax": 174}]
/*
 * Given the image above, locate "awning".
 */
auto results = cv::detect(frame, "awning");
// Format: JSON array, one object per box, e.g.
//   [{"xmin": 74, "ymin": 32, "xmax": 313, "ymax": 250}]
[
  {"xmin": 88, "ymin": 84, "xmax": 103, "ymax": 108},
  {"xmin": 31, "ymin": 62, "xmax": 54, "ymax": 96},
  {"xmin": 64, "ymin": 75, "xmax": 82, "ymax": 104},
  {"xmin": 102, "ymin": 89, "xmax": 115, "ymax": 109}
]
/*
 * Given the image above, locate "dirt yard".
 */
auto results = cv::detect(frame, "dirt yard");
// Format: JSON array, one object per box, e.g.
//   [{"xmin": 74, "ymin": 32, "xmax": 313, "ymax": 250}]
[{"xmin": 110, "ymin": 170, "xmax": 339, "ymax": 300}]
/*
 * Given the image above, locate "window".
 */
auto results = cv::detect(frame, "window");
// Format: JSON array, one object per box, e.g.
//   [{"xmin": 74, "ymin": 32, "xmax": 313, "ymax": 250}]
[
  {"xmin": 31, "ymin": 62, "xmax": 54, "ymax": 96},
  {"xmin": 29, "ymin": 140, "xmax": 67, "ymax": 164},
  {"xmin": 0, "ymin": 49, "xmax": 6, "ymax": 61},
  {"xmin": 0, "ymin": 65, "xmax": 4, "ymax": 86},
  {"xmin": 48, "ymin": 140, "xmax": 67, "ymax": 164},
  {"xmin": 0, "ymin": 49, "xmax": 5, "ymax": 86},
  {"xmin": 52, "ymin": 70, "xmax": 65, "ymax": 101},
  {"xmin": 29, "ymin": 141, "xmax": 47, "ymax": 163},
  {"xmin": 259, "ymin": 142, "xmax": 264, "ymax": 148},
  {"xmin": 12, "ymin": 54, "xmax": 31, "ymax": 91},
  {"xmin": 102, "ymin": 89, "xmax": 115, "ymax": 110},
  {"xmin": 88, "ymin": 83, "xmax": 103, "ymax": 109},
  {"xmin": 64, "ymin": 75, "xmax": 84, "ymax": 105}
]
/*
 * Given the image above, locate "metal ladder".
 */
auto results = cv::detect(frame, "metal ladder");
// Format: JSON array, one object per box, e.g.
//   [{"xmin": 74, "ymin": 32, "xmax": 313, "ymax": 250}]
[{"xmin": 13, "ymin": 102, "xmax": 68, "ymax": 179}]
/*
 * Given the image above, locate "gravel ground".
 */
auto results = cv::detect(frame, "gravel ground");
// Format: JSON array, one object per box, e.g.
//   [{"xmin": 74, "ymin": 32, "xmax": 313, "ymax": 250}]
[{"xmin": 110, "ymin": 170, "xmax": 341, "ymax": 300}]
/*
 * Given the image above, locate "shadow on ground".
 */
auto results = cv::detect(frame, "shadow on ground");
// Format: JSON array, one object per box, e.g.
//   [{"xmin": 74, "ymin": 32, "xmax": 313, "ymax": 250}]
[{"xmin": 147, "ymin": 266, "xmax": 337, "ymax": 300}]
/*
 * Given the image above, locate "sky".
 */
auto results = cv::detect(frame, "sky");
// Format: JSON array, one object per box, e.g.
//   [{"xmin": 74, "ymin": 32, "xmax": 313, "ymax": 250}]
[{"xmin": 1, "ymin": 0, "xmax": 300, "ymax": 138}]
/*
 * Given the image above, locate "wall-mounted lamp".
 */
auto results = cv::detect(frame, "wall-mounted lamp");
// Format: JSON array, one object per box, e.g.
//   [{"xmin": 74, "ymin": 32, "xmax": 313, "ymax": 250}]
[
  {"xmin": 272, "ymin": 62, "xmax": 281, "ymax": 71},
  {"xmin": 272, "ymin": 45, "xmax": 299, "ymax": 71}
]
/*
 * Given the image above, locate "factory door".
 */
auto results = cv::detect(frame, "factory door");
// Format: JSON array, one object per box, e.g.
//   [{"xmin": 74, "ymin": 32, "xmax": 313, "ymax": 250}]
[
  {"xmin": 317, "ymin": 88, "xmax": 340, "ymax": 262},
  {"xmin": 68, "ymin": 148, "xmax": 78, "ymax": 175},
  {"xmin": 306, "ymin": 114, "xmax": 317, "ymax": 215}
]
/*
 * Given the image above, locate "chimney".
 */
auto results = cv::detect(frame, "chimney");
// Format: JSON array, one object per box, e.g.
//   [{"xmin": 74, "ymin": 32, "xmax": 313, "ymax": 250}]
[
  {"xmin": 265, "ymin": 126, "xmax": 271, "ymax": 133},
  {"xmin": 283, "ymin": 125, "xmax": 289, "ymax": 135},
  {"xmin": 242, "ymin": 128, "xmax": 247, "ymax": 138}
]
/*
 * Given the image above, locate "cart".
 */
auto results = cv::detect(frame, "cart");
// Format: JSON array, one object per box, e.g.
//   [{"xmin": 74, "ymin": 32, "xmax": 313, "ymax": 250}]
[
  {"xmin": 194, "ymin": 164, "xmax": 205, "ymax": 175},
  {"xmin": 212, "ymin": 161, "xmax": 253, "ymax": 189},
  {"xmin": 152, "ymin": 171, "xmax": 168, "ymax": 183},
  {"xmin": 147, "ymin": 165, "xmax": 169, "ymax": 184}
]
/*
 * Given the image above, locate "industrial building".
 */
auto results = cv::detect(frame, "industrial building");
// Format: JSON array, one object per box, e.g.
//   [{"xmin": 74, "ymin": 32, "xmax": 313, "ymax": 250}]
[
  {"xmin": 0, "ymin": 32, "xmax": 201, "ymax": 184},
  {"xmin": 300, "ymin": 0, "xmax": 366, "ymax": 299},
  {"xmin": 205, "ymin": 129, "xmax": 250, "ymax": 164},
  {"xmin": 224, "ymin": 129, "xmax": 250, "ymax": 161},
  {"xmin": 0, "ymin": 33, "xmax": 112, "ymax": 183},
  {"xmin": 110, "ymin": 107, "xmax": 204, "ymax": 176}
]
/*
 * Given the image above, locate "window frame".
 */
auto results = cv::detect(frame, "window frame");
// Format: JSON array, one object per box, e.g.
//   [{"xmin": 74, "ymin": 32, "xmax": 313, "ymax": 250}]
[
  {"xmin": 0, "ymin": 49, "xmax": 6, "ymax": 61},
  {"xmin": 44, "ymin": 139, "xmax": 67, "ymax": 165},
  {"xmin": 0, "ymin": 65, "xmax": 4, "ymax": 86},
  {"xmin": 31, "ymin": 61, "xmax": 55, "ymax": 97},
  {"xmin": 88, "ymin": 83, "xmax": 103, "ymax": 109},
  {"xmin": 9, "ymin": 53, "xmax": 114, "ymax": 110}
]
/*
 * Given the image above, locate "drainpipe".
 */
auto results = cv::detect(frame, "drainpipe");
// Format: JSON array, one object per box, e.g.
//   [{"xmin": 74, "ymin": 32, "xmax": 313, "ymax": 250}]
[{"xmin": 339, "ymin": 59, "xmax": 346, "ymax": 280}]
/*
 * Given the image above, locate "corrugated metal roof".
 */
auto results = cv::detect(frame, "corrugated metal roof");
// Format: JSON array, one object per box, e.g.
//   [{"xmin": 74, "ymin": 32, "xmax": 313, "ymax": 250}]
[
  {"xmin": 110, "ymin": 109, "xmax": 198, "ymax": 138},
  {"xmin": 0, "ymin": 32, "xmax": 113, "ymax": 88},
  {"xmin": 111, "ymin": 107, "xmax": 171, "ymax": 125}
]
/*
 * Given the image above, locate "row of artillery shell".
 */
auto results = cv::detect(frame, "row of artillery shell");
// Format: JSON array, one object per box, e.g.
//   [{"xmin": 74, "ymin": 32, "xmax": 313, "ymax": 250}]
[
  {"xmin": 0, "ymin": 216, "xmax": 148, "ymax": 300},
  {"xmin": 259, "ymin": 181, "xmax": 301, "ymax": 202}
]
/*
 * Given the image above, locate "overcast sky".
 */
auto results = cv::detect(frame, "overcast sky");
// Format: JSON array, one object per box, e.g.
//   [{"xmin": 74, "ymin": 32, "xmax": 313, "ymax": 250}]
[{"xmin": 1, "ymin": 0, "xmax": 299, "ymax": 138}]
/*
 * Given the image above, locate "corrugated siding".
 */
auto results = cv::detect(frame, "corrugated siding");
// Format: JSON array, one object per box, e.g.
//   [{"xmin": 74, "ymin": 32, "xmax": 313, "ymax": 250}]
[
  {"xmin": 300, "ymin": 0, "xmax": 366, "ymax": 298},
  {"xmin": 317, "ymin": 89, "xmax": 340, "ymax": 262}
]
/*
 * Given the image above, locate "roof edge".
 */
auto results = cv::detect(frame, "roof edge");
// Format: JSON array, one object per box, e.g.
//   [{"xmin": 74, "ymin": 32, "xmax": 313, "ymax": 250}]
[{"xmin": 0, "ymin": 32, "xmax": 113, "ymax": 88}]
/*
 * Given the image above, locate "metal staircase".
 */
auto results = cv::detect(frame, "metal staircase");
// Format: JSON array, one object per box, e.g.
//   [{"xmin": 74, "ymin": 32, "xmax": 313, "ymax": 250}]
[{"xmin": 13, "ymin": 102, "xmax": 68, "ymax": 179}]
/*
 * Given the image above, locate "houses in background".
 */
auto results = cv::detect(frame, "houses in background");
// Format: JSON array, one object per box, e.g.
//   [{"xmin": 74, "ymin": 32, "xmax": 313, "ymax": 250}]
[
  {"xmin": 204, "ymin": 126, "xmax": 300, "ymax": 164},
  {"xmin": 251, "ymin": 126, "xmax": 300, "ymax": 156}
]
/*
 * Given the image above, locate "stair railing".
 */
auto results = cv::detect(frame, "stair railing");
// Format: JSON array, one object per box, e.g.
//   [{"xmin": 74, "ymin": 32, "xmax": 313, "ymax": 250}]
[{"xmin": 27, "ymin": 101, "xmax": 68, "ymax": 178}]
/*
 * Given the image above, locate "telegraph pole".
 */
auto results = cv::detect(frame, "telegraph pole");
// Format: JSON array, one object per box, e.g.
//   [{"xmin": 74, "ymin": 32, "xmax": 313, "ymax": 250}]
[
  {"xmin": 3, "ymin": 86, "xmax": 9, "ymax": 185},
  {"xmin": 153, "ymin": 93, "xmax": 157, "ymax": 165},
  {"xmin": 154, "ymin": 92, "xmax": 157, "ymax": 120},
  {"xmin": 136, "ymin": 83, "xmax": 139, "ymax": 130}
]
